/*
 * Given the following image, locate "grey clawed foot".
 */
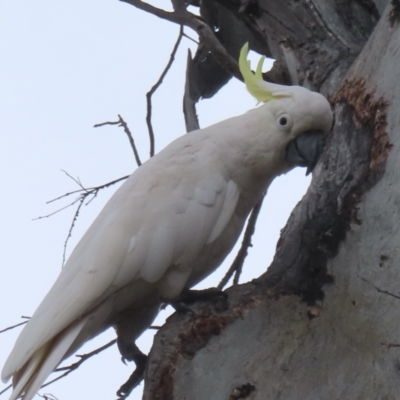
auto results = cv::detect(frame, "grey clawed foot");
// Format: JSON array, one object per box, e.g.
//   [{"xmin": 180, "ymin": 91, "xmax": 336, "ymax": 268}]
[{"xmin": 116, "ymin": 340, "xmax": 147, "ymax": 399}]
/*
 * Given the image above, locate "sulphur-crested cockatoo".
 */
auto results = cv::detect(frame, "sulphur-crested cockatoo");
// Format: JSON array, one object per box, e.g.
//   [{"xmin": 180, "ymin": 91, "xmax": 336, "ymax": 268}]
[{"xmin": 2, "ymin": 43, "xmax": 333, "ymax": 400}]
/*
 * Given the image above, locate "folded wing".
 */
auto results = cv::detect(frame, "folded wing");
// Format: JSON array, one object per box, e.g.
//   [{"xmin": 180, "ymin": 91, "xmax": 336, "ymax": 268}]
[{"xmin": 2, "ymin": 136, "xmax": 240, "ymax": 399}]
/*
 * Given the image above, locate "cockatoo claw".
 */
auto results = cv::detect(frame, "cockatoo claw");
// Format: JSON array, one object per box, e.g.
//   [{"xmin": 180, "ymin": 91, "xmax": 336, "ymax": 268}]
[{"xmin": 116, "ymin": 347, "xmax": 147, "ymax": 399}]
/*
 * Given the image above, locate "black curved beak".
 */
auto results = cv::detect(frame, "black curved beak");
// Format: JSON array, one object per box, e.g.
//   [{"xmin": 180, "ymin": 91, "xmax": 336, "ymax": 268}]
[{"xmin": 285, "ymin": 130, "xmax": 324, "ymax": 175}]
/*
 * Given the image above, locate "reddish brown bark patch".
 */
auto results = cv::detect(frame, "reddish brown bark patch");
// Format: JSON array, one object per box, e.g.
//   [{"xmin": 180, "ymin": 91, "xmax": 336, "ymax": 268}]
[
  {"xmin": 155, "ymin": 365, "xmax": 176, "ymax": 400},
  {"xmin": 332, "ymin": 78, "xmax": 392, "ymax": 169},
  {"xmin": 178, "ymin": 314, "xmax": 230, "ymax": 358}
]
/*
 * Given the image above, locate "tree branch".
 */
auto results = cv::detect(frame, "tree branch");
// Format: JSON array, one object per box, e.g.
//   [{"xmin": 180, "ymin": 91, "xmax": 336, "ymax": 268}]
[
  {"xmin": 146, "ymin": 25, "xmax": 184, "ymax": 156},
  {"xmin": 61, "ymin": 197, "xmax": 84, "ymax": 267},
  {"xmin": 0, "ymin": 316, "xmax": 29, "ymax": 334},
  {"xmin": 0, "ymin": 323, "xmax": 161, "ymax": 398},
  {"xmin": 120, "ymin": 0, "xmax": 242, "ymax": 81},
  {"xmin": 34, "ymin": 173, "xmax": 129, "ymax": 266},
  {"xmin": 38, "ymin": 393, "xmax": 58, "ymax": 400},
  {"xmin": 218, "ymin": 196, "xmax": 265, "ymax": 289},
  {"xmin": 39, "ymin": 324, "xmax": 161, "ymax": 393},
  {"xmin": 39, "ymin": 174, "xmax": 130, "ymax": 212},
  {"xmin": 94, "ymin": 115, "xmax": 142, "ymax": 167},
  {"xmin": 0, "ymin": 385, "xmax": 11, "ymax": 397},
  {"xmin": 40, "ymin": 340, "xmax": 117, "ymax": 389}
]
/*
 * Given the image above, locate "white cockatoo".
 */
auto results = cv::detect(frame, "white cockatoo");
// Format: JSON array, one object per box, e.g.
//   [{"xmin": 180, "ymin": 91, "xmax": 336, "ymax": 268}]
[{"xmin": 2, "ymin": 43, "xmax": 333, "ymax": 400}]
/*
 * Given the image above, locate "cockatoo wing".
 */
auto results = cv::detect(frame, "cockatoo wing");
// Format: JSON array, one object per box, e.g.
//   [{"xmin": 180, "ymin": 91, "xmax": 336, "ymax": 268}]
[{"xmin": 2, "ymin": 132, "xmax": 240, "ymax": 385}]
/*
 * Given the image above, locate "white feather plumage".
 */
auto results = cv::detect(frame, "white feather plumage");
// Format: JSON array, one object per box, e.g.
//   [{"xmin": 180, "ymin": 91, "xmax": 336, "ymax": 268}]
[{"xmin": 2, "ymin": 80, "xmax": 333, "ymax": 399}]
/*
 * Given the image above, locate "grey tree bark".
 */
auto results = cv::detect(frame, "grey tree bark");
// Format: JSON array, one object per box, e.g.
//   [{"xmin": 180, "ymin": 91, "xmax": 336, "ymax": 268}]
[{"xmin": 130, "ymin": 0, "xmax": 400, "ymax": 399}]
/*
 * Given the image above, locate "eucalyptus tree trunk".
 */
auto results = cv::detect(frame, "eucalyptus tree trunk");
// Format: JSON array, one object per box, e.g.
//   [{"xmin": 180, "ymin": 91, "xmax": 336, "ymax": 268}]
[{"xmin": 134, "ymin": 0, "xmax": 400, "ymax": 398}]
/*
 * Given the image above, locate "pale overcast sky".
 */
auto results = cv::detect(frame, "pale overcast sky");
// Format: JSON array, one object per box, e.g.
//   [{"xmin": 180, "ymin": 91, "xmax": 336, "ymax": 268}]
[{"xmin": 0, "ymin": 1, "xmax": 310, "ymax": 399}]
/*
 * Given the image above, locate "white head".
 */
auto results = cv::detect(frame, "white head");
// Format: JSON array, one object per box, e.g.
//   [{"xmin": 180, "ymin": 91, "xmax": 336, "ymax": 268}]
[{"xmin": 239, "ymin": 43, "xmax": 333, "ymax": 174}]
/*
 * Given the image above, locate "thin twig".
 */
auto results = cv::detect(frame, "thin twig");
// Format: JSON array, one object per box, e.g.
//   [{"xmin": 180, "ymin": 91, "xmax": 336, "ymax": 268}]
[
  {"xmin": 61, "ymin": 197, "xmax": 84, "ymax": 267},
  {"xmin": 360, "ymin": 277, "xmax": 400, "ymax": 300},
  {"xmin": 93, "ymin": 120, "xmax": 120, "ymax": 127},
  {"xmin": 0, "ymin": 385, "xmax": 11, "ymax": 396},
  {"xmin": 60, "ymin": 170, "xmax": 85, "ymax": 189},
  {"xmin": 40, "ymin": 339, "xmax": 117, "ymax": 389},
  {"xmin": 117, "ymin": 115, "xmax": 142, "ymax": 166},
  {"xmin": 218, "ymin": 196, "xmax": 265, "ymax": 289},
  {"xmin": 34, "ymin": 173, "xmax": 129, "ymax": 267},
  {"xmin": 146, "ymin": 25, "xmax": 184, "ymax": 157},
  {"xmin": 94, "ymin": 115, "xmax": 142, "ymax": 167},
  {"xmin": 27, "ymin": 325, "xmax": 160, "ymax": 392},
  {"xmin": 33, "ymin": 201, "xmax": 81, "ymax": 220},
  {"xmin": 183, "ymin": 32, "xmax": 199, "ymax": 44},
  {"xmin": 39, "ymin": 324, "xmax": 157, "ymax": 391},
  {"xmin": 0, "ymin": 316, "xmax": 30, "ymax": 334},
  {"xmin": 120, "ymin": 0, "xmax": 242, "ymax": 81},
  {"xmin": 38, "ymin": 393, "xmax": 58, "ymax": 400},
  {"xmin": 44, "ymin": 175, "xmax": 130, "ymax": 207}
]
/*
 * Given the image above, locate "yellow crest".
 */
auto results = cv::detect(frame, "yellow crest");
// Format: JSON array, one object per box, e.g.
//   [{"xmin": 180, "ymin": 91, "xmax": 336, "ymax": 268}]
[{"xmin": 239, "ymin": 43, "xmax": 292, "ymax": 102}]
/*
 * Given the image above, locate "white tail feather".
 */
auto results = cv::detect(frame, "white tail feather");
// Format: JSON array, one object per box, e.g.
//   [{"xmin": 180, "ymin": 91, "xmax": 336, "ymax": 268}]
[
  {"xmin": 9, "ymin": 319, "xmax": 86, "ymax": 400},
  {"xmin": 8, "ymin": 350, "xmax": 45, "ymax": 400}
]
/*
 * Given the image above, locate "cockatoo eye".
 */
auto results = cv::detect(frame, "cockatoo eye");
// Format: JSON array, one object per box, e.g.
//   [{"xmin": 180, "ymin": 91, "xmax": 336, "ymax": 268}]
[
  {"xmin": 277, "ymin": 114, "xmax": 291, "ymax": 130},
  {"xmin": 279, "ymin": 116, "xmax": 288, "ymax": 126}
]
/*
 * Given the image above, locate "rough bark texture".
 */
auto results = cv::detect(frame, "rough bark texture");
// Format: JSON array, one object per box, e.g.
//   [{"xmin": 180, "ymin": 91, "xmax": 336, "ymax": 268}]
[
  {"xmin": 186, "ymin": 0, "xmax": 381, "ymax": 103},
  {"xmin": 143, "ymin": 0, "xmax": 400, "ymax": 399}
]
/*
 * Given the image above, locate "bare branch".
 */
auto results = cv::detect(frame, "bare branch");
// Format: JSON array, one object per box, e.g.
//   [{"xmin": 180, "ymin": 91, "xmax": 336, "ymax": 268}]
[
  {"xmin": 34, "ymin": 203, "xmax": 77, "ymax": 220},
  {"xmin": 0, "ymin": 316, "xmax": 29, "ymax": 334},
  {"xmin": 121, "ymin": 0, "xmax": 188, "ymax": 24},
  {"xmin": 19, "ymin": 325, "xmax": 161, "ymax": 394},
  {"xmin": 94, "ymin": 115, "xmax": 142, "ymax": 167},
  {"xmin": 35, "ymin": 117, "xmax": 139, "ymax": 268},
  {"xmin": 60, "ymin": 170, "xmax": 85, "ymax": 189},
  {"xmin": 183, "ymin": 32, "xmax": 199, "ymax": 44},
  {"xmin": 0, "ymin": 385, "xmax": 11, "ymax": 396},
  {"xmin": 120, "ymin": 0, "xmax": 242, "ymax": 81},
  {"xmin": 38, "ymin": 393, "xmax": 58, "ymax": 400},
  {"xmin": 146, "ymin": 26, "xmax": 184, "ymax": 156},
  {"xmin": 218, "ymin": 196, "xmax": 265, "ymax": 289},
  {"xmin": 41, "ymin": 340, "xmax": 117, "ymax": 389},
  {"xmin": 183, "ymin": 49, "xmax": 200, "ymax": 132},
  {"xmin": 45, "ymin": 175, "xmax": 130, "ymax": 207},
  {"xmin": 93, "ymin": 120, "xmax": 120, "ymax": 128},
  {"xmin": 34, "ymin": 173, "xmax": 129, "ymax": 266},
  {"xmin": 117, "ymin": 115, "xmax": 142, "ymax": 166},
  {"xmin": 37, "ymin": 174, "xmax": 130, "ymax": 210},
  {"xmin": 61, "ymin": 197, "xmax": 84, "ymax": 267}
]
